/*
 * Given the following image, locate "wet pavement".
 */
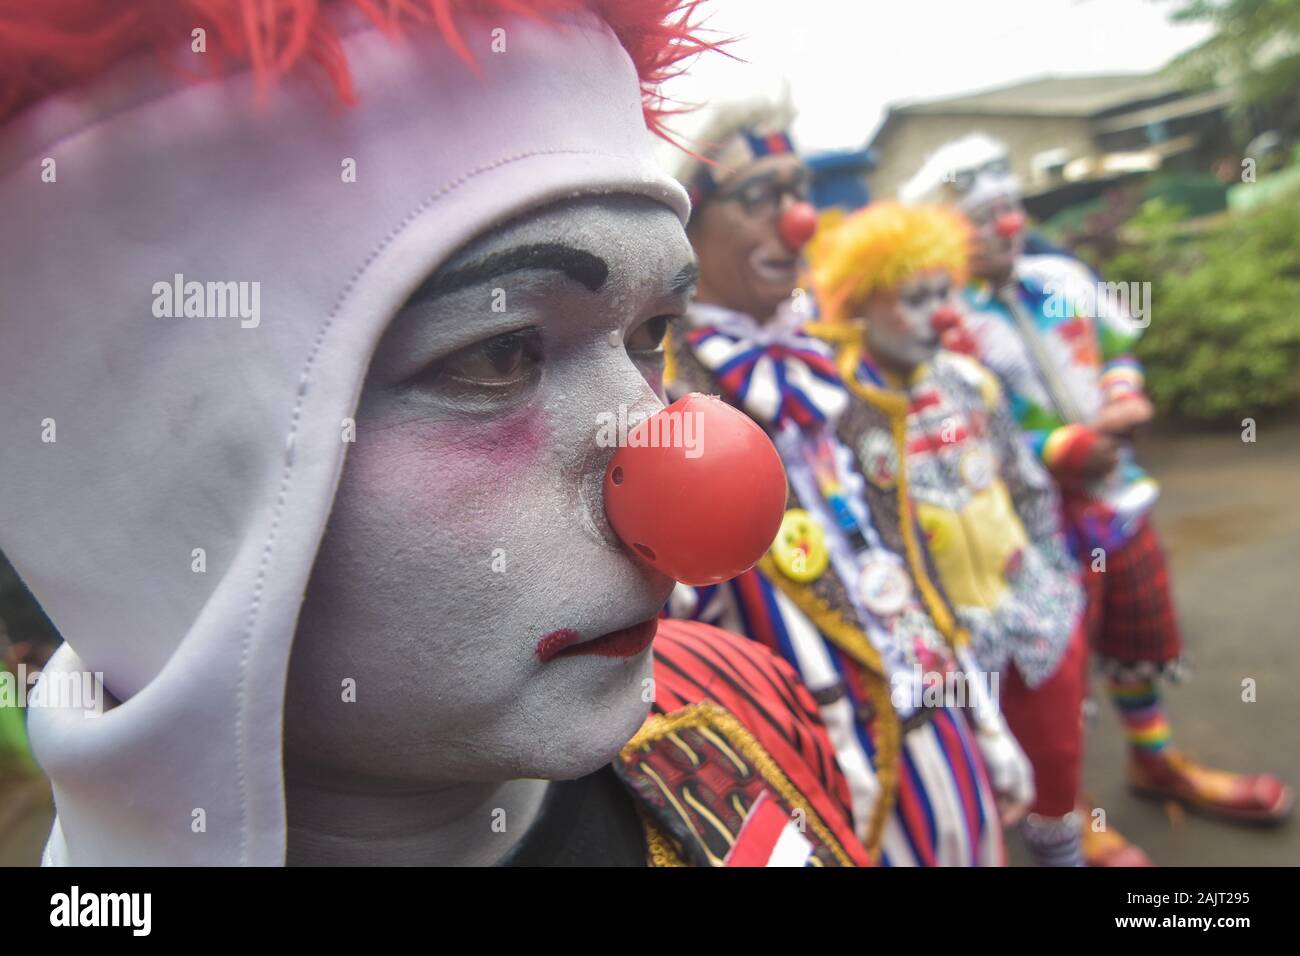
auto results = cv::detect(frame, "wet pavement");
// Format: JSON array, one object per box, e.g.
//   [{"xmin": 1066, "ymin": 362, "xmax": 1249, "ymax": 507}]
[{"xmin": 3, "ymin": 422, "xmax": 1298, "ymax": 866}]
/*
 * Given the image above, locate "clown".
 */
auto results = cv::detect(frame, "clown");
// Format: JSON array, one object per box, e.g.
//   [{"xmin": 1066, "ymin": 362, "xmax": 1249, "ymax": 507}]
[
  {"xmin": 806, "ymin": 200, "xmax": 1129, "ymax": 866},
  {"xmin": 664, "ymin": 94, "xmax": 1031, "ymax": 866},
  {"xmin": 902, "ymin": 134, "xmax": 1292, "ymax": 828},
  {"xmin": 0, "ymin": 0, "xmax": 873, "ymax": 867}
]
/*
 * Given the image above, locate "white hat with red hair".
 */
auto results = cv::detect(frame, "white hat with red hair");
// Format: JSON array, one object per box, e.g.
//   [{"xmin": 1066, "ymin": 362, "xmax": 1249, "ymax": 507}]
[{"xmin": 0, "ymin": 0, "xmax": 709, "ymax": 865}]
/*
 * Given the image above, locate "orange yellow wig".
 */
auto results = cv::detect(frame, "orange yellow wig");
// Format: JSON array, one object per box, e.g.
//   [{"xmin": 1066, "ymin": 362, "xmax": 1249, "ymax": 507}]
[{"xmin": 808, "ymin": 201, "xmax": 972, "ymax": 329}]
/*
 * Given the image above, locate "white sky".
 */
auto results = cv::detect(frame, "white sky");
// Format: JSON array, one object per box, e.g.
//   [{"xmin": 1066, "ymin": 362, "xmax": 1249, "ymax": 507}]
[{"xmin": 660, "ymin": 0, "xmax": 1214, "ymax": 152}]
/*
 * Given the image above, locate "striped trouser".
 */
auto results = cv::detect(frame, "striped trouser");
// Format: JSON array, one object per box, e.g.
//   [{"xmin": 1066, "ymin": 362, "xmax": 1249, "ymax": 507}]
[
  {"xmin": 870, "ymin": 707, "xmax": 1004, "ymax": 867},
  {"xmin": 687, "ymin": 575, "xmax": 1005, "ymax": 866}
]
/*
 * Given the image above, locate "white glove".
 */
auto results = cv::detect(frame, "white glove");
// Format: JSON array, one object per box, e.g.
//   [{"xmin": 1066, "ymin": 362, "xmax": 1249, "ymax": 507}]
[{"xmin": 974, "ymin": 715, "xmax": 1035, "ymax": 827}]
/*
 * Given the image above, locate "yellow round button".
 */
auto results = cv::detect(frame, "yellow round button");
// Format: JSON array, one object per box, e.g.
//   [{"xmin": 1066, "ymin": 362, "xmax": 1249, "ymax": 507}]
[{"xmin": 771, "ymin": 509, "xmax": 830, "ymax": 582}]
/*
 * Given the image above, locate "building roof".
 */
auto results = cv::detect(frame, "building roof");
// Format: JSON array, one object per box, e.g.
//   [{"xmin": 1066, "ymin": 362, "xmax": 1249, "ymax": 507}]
[
  {"xmin": 867, "ymin": 72, "xmax": 1183, "ymax": 149},
  {"xmin": 894, "ymin": 72, "xmax": 1179, "ymax": 117}
]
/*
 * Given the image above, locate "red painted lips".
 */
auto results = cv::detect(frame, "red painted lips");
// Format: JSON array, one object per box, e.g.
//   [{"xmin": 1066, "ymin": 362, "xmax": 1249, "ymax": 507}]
[{"xmin": 535, "ymin": 617, "xmax": 659, "ymax": 663}]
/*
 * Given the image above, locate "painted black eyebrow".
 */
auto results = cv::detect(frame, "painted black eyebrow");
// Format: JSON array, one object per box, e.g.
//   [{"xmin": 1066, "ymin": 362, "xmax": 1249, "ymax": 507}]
[
  {"xmin": 670, "ymin": 261, "xmax": 700, "ymax": 296},
  {"xmin": 410, "ymin": 242, "xmax": 609, "ymax": 304}
]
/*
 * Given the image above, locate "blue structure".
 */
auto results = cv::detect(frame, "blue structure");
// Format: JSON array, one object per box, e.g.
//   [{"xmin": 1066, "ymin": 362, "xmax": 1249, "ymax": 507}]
[{"xmin": 805, "ymin": 147, "xmax": 877, "ymax": 212}]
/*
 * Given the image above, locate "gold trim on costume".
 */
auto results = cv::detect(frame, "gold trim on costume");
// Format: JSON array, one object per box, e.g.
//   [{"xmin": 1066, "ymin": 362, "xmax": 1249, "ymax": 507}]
[
  {"xmin": 622, "ymin": 702, "xmax": 857, "ymax": 867},
  {"xmin": 683, "ymin": 789, "xmax": 739, "ymax": 849},
  {"xmin": 853, "ymin": 669, "xmax": 900, "ymax": 861},
  {"xmin": 697, "ymin": 725, "xmax": 748, "ymax": 775},
  {"xmin": 667, "ymin": 731, "xmax": 701, "ymax": 767},
  {"xmin": 640, "ymin": 812, "xmax": 688, "ymax": 867},
  {"xmin": 756, "ymin": 553, "xmax": 886, "ymax": 677},
  {"xmin": 637, "ymin": 761, "xmax": 722, "ymax": 866}
]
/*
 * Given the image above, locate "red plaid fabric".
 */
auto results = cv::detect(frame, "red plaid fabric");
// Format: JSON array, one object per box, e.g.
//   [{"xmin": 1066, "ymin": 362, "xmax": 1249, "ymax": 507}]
[{"xmin": 1082, "ymin": 517, "xmax": 1182, "ymax": 667}]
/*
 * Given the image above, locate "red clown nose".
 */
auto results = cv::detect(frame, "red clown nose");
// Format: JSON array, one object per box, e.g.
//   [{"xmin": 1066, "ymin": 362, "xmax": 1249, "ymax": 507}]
[
  {"xmin": 995, "ymin": 211, "xmax": 1025, "ymax": 238},
  {"xmin": 931, "ymin": 305, "xmax": 977, "ymax": 354},
  {"xmin": 777, "ymin": 202, "xmax": 818, "ymax": 251},
  {"xmin": 930, "ymin": 304, "xmax": 963, "ymax": 334},
  {"xmin": 604, "ymin": 393, "xmax": 787, "ymax": 585}
]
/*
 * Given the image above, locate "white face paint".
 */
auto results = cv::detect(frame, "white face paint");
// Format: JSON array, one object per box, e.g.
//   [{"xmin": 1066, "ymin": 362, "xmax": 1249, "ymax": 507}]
[
  {"xmin": 864, "ymin": 268, "xmax": 953, "ymax": 373},
  {"xmin": 285, "ymin": 196, "xmax": 697, "ymax": 792}
]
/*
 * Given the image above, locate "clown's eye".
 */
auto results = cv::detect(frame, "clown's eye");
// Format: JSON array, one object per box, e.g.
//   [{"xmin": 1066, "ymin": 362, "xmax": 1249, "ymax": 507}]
[
  {"xmin": 901, "ymin": 288, "xmax": 930, "ymax": 309},
  {"xmin": 419, "ymin": 327, "xmax": 543, "ymax": 388},
  {"xmin": 626, "ymin": 315, "xmax": 677, "ymax": 355}
]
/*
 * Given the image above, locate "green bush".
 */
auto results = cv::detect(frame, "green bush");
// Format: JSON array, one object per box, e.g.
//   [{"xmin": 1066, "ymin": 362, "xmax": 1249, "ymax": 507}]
[{"xmin": 1104, "ymin": 192, "xmax": 1300, "ymax": 423}]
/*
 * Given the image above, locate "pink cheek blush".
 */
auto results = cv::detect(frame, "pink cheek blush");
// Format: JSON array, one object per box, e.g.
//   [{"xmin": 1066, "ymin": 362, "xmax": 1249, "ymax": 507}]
[
  {"xmin": 348, "ymin": 406, "xmax": 552, "ymax": 513},
  {"xmin": 430, "ymin": 405, "xmax": 550, "ymax": 469}
]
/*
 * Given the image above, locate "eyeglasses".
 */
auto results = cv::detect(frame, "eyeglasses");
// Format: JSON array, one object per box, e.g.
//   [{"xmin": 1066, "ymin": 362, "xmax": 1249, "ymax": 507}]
[
  {"xmin": 966, "ymin": 196, "xmax": 1021, "ymax": 230},
  {"xmin": 947, "ymin": 157, "xmax": 1011, "ymax": 195},
  {"xmin": 714, "ymin": 171, "xmax": 812, "ymax": 218}
]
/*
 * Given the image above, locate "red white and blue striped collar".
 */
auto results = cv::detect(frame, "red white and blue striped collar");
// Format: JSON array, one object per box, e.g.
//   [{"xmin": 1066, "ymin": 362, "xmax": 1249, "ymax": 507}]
[{"xmin": 683, "ymin": 303, "xmax": 848, "ymax": 430}]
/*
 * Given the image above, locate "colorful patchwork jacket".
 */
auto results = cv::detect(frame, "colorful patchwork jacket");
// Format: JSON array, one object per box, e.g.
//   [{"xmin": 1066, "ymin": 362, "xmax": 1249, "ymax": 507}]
[
  {"xmin": 963, "ymin": 254, "xmax": 1158, "ymax": 550},
  {"xmin": 842, "ymin": 350, "xmax": 1083, "ymax": 688},
  {"xmin": 661, "ymin": 306, "xmax": 1003, "ymax": 867}
]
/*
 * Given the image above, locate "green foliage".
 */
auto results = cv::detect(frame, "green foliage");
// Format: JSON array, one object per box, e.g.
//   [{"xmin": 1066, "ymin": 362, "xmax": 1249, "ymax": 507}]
[
  {"xmin": 1164, "ymin": 0, "xmax": 1300, "ymax": 131},
  {"xmin": 1105, "ymin": 191, "xmax": 1300, "ymax": 422}
]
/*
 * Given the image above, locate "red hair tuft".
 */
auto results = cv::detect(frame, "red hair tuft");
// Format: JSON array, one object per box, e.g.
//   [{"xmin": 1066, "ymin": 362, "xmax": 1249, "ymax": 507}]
[{"xmin": 0, "ymin": 0, "xmax": 723, "ymax": 136}]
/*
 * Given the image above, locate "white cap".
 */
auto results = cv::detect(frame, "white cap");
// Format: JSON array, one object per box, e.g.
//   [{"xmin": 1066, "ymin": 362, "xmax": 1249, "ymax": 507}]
[{"xmin": 899, "ymin": 132, "xmax": 1021, "ymax": 210}]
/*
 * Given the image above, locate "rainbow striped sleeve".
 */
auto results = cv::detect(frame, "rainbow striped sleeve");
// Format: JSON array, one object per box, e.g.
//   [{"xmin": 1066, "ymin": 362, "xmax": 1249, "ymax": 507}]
[
  {"xmin": 1099, "ymin": 354, "xmax": 1145, "ymax": 403},
  {"xmin": 1041, "ymin": 423, "xmax": 1098, "ymax": 477}
]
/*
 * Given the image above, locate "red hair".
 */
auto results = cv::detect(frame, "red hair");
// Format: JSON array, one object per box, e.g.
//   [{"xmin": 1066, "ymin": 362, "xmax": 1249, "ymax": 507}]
[{"xmin": 0, "ymin": 0, "xmax": 720, "ymax": 135}]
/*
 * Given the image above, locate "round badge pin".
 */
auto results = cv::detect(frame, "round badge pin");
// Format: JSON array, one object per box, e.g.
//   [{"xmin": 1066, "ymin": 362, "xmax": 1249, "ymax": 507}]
[
  {"xmin": 857, "ymin": 550, "xmax": 912, "ymax": 618},
  {"xmin": 859, "ymin": 430, "xmax": 897, "ymax": 490},
  {"xmin": 959, "ymin": 447, "xmax": 995, "ymax": 491},
  {"xmin": 771, "ymin": 508, "xmax": 829, "ymax": 583}
]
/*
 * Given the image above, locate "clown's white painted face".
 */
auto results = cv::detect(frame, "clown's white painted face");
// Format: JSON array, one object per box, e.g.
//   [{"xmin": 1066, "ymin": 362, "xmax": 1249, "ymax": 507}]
[
  {"xmin": 966, "ymin": 195, "xmax": 1025, "ymax": 284},
  {"xmin": 285, "ymin": 195, "xmax": 697, "ymax": 786},
  {"xmin": 861, "ymin": 267, "xmax": 954, "ymax": 375}
]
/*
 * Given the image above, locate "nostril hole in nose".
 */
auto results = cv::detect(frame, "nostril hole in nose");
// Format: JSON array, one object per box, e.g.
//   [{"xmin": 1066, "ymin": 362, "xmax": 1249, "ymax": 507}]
[
  {"xmin": 612, "ymin": 467, "xmax": 624, "ymax": 485},
  {"xmin": 635, "ymin": 543, "xmax": 656, "ymax": 561}
]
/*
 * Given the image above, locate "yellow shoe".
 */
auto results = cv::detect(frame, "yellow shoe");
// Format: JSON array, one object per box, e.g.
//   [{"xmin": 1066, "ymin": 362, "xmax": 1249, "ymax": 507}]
[
  {"xmin": 1129, "ymin": 748, "xmax": 1294, "ymax": 824},
  {"xmin": 1078, "ymin": 805, "xmax": 1153, "ymax": 867}
]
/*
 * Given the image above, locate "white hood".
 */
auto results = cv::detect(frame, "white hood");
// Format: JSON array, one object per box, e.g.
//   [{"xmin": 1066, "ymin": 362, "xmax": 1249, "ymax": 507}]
[{"xmin": 0, "ymin": 13, "xmax": 687, "ymax": 865}]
